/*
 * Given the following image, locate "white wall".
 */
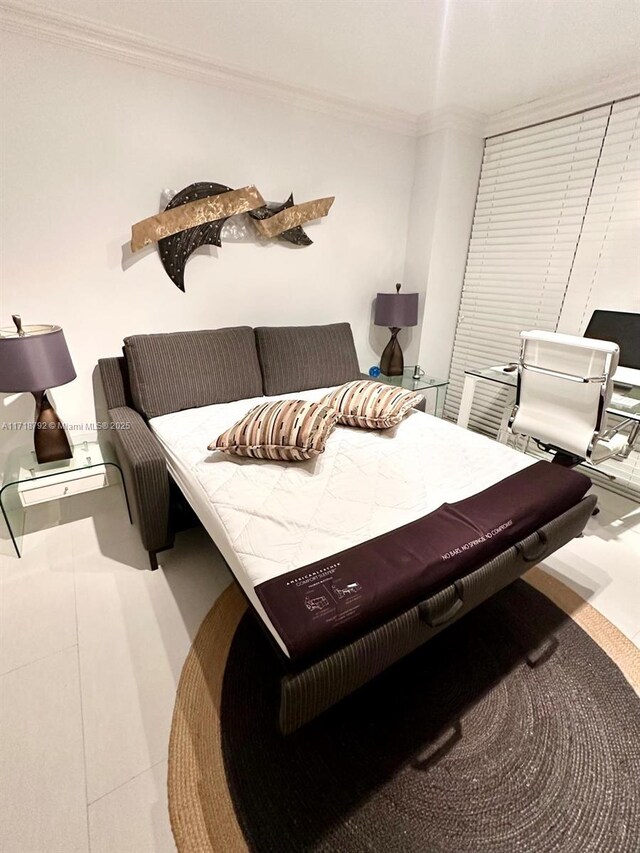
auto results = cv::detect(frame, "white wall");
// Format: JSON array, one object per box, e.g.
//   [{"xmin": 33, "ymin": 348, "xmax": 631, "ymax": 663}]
[
  {"xmin": 403, "ymin": 128, "xmax": 484, "ymax": 379},
  {"xmin": 0, "ymin": 32, "xmax": 416, "ymax": 450},
  {"xmin": 401, "ymin": 131, "xmax": 447, "ymax": 372}
]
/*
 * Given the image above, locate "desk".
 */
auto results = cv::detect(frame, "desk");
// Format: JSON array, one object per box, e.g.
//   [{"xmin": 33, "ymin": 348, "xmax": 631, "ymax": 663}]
[{"xmin": 457, "ymin": 365, "xmax": 640, "ymax": 447}]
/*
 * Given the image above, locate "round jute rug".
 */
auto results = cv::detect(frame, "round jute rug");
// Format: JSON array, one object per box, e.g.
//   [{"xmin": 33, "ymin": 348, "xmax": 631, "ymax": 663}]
[{"xmin": 168, "ymin": 568, "xmax": 640, "ymax": 853}]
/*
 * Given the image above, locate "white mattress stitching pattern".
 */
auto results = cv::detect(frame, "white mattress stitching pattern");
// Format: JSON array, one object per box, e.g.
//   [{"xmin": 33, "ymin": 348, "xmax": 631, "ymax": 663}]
[
  {"xmin": 207, "ymin": 454, "xmax": 293, "ymax": 549},
  {"xmin": 286, "ymin": 428, "xmax": 348, "ymax": 572}
]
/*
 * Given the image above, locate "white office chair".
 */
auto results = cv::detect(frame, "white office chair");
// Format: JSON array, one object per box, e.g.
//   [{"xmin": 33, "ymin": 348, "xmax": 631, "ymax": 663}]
[{"xmin": 508, "ymin": 330, "xmax": 629, "ymax": 468}]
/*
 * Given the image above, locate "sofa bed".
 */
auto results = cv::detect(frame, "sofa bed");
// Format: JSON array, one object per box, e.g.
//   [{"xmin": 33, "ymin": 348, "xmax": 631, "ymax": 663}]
[{"xmin": 98, "ymin": 323, "xmax": 595, "ymax": 731}]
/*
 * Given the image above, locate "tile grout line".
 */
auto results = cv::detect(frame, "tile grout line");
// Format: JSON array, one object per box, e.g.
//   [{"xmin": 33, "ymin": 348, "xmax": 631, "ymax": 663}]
[
  {"xmin": 72, "ymin": 529, "xmax": 92, "ymax": 853},
  {"xmin": 87, "ymin": 757, "xmax": 168, "ymax": 808},
  {"xmin": 0, "ymin": 642, "xmax": 78, "ymax": 678}
]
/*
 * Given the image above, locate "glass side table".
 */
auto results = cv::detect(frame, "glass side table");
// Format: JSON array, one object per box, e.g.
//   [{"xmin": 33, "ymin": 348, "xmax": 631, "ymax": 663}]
[
  {"xmin": 378, "ymin": 367, "xmax": 449, "ymax": 416},
  {"xmin": 0, "ymin": 439, "xmax": 131, "ymax": 558}
]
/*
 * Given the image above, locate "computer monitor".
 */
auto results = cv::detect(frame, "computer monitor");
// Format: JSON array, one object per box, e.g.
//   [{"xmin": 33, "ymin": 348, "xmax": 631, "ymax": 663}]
[{"xmin": 584, "ymin": 310, "xmax": 640, "ymax": 386}]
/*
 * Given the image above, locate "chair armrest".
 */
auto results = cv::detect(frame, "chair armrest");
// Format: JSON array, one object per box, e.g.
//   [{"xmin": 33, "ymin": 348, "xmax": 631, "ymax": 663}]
[{"xmin": 108, "ymin": 406, "xmax": 172, "ymax": 553}]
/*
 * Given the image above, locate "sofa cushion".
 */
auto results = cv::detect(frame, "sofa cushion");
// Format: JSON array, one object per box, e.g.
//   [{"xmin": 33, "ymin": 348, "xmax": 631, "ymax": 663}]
[
  {"xmin": 210, "ymin": 399, "xmax": 339, "ymax": 462},
  {"xmin": 321, "ymin": 380, "xmax": 423, "ymax": 429},
  {"xmin": 124, "ymin": 327, "xmax": 263, "ymax": 419},
  {"xmin": 255, "ymin": 323, "xmax": 360, "ymax": 395}
]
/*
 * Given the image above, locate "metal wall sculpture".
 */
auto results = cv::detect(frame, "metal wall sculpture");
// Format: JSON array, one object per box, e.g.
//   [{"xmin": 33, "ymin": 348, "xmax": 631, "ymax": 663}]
[
  {"xmin": 248, "ymin": 194, "xmax": 313, "ymax": 246},
  {"xmin": 130, "ymin": 182, "xmax": 335, "ymax": 291}
]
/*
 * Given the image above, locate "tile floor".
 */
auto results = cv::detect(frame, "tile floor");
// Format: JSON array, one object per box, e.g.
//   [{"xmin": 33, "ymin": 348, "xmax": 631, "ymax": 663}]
[{"xmin": 0, "ymin": 480, "xmax": 639, "ymax": 852}]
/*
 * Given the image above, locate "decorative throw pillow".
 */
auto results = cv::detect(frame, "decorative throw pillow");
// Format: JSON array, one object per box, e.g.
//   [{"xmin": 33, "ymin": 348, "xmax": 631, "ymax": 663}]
[
  {"xmin": 210, "ymin": 399, "xmax": 339, "ymax": 461},
  {"xmin": 321, "ymin": 380, "xmax": 423, "ymax": 429}
]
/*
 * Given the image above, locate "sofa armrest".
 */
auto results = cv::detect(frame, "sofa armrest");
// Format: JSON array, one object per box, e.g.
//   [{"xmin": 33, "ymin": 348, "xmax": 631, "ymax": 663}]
[
  {"xmin": 108, "ymin": 406, "xmax": 172, "ymax": 553},
  {"xmin": 99, "ymin": 357, "xmax": 131, "ymax": 410}
]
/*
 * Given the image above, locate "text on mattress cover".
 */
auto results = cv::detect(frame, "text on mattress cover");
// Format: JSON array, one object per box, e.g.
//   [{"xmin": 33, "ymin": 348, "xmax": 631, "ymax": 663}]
[{"xmin": 441, "ymin": 520, "xmax": 513, "ymax": 560}]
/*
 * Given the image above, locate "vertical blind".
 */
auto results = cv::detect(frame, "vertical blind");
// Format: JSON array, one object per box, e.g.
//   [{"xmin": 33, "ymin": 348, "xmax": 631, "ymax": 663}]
[{"xmin": 444, "ymin": 96, "xmax": 640, "ymax": 497}]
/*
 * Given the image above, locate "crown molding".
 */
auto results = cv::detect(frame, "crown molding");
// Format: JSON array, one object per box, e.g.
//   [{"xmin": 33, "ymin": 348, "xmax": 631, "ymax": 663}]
[
  {"xmin": 485, "ymin": 69, "xmax": 640, "ymax": 137},
  {"xmin": 2, "ymin": 1, "xmax": 638, "ymax": 142},
  {"xmin": 0, "ymin": 0, "xmax": 418, "ymax": 137},
  {"xmin": 416, "ymin": 106, "xmax": 488, "ymax": 138}
]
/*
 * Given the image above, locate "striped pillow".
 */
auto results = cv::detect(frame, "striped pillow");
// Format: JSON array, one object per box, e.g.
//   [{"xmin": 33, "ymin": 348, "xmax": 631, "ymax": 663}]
[
  {"xmin": 321, "ymin": 380, "xmax": 423, "ymax": 429},
  {"xmin": 210, "ymin": 399, "xmax": 339, "ymax": 461}
]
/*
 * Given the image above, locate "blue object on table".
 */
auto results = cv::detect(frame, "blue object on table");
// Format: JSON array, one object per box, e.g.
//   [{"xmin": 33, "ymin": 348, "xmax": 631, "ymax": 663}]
[{"xmin": 368, "ymin": 365, "xmax": 381, "ymax": 378}]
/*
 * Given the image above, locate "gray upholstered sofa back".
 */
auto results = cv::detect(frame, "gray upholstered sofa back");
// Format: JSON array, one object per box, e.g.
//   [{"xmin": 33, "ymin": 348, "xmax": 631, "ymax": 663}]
[
  {"xmin": 119, "ymin": 322, "xmax": 360, "ymax": 419},
  {"xmin": 255, "ymin": 323, "xmax": 360, "ymax": 395},
  {"xmin": 124, "ymin": 326, "xmax": 263, "ymax": 419}
]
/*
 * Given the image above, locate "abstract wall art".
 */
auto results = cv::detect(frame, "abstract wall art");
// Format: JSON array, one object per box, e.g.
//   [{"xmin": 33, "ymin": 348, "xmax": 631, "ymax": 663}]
[
  {"xmin": 130, "ymin": 181, "xmax": 335, "ymax": 291},
  {"xmin": 250, "ymin": 194, "xmax": 334, "ymax": 240}
]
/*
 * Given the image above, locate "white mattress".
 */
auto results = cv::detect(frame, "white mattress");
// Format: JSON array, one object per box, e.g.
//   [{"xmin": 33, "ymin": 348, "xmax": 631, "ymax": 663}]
[{"xmin": 150, "ymin": 387, "xmax": 534, "ymax": 655}]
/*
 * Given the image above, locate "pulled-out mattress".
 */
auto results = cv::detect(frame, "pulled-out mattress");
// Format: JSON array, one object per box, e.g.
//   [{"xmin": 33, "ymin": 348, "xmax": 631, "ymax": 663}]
[{"xmin": 150, "ymin": 387, "xmax": 589, "ymax": 659}]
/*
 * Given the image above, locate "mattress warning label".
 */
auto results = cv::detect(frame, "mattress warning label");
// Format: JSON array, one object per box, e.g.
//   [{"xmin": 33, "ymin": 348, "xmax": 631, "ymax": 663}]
[
  {"xmin": 441, "ymin": 520, "xmax": 513, "ymax": 560},
  {"xmin": 295, "ymin": 564, "xmax": 364, "ymax": 627}
]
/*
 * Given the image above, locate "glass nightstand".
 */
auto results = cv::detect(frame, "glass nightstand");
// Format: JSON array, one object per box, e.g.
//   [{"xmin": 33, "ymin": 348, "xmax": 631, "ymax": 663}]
[
  {"xmin": 378, "ymin": 367, "xmax": 449, "ymax": 416},
  {"xmin": 0, "ymin": 440, "xmax": 131, "ymax": 557}
]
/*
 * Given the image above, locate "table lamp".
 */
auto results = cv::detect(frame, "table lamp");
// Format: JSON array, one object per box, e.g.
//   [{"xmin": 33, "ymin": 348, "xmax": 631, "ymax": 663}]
[
  {"xmin": 374, "ymin": 283, "xmax": 419, "ymax": 376},
  {"xmin": 0, "ymin": 315, "xmax": 76, "ymax": 463}
]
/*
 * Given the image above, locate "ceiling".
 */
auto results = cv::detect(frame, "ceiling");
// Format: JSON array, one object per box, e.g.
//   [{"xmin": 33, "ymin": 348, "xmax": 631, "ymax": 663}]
[{"xmin": 15, "ymin": 0, "xmax": 640, "ymax": 117}]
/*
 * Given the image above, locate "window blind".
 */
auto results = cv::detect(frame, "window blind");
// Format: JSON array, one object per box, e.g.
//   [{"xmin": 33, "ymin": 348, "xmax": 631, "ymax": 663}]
[
  {"xmin": 444, "ymin": 97, "xmax": 640, "ymax": 499},
  {"xmin": 557, "ymin": 96, "xmax": 640, "ymax": 496},
  {"xmin": 558, "ymin": 97, "xmax": 640, "ymax": 333},
  {"xmin": 444, "ymin": 105, "xmax": 612, "ymax": 437}
]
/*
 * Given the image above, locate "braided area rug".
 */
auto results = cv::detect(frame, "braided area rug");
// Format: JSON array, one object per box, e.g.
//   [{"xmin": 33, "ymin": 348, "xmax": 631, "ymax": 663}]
[{"xmin": 168, "ymin": 569, "xmax": 640, "ymax": 853}]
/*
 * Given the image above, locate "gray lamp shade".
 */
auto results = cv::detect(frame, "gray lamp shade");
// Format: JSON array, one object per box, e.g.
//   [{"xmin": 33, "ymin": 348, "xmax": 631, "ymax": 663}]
[
  {"xmin": 374, "ymin": 289, "xmax": 419, "ymax": 328},
  {"xmin": 0, "ymin": 324, "xmax": 76, "ymax": 392}
]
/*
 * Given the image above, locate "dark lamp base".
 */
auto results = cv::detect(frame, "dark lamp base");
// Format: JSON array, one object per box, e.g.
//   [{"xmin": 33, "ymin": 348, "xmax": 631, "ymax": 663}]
[
  {"xmin": 380, "ymin": 327, "xmax": 404, "ymax": 377},
  {"xmin": 32, "ymin": 390, "xmax": 73, "ymax": 464}
]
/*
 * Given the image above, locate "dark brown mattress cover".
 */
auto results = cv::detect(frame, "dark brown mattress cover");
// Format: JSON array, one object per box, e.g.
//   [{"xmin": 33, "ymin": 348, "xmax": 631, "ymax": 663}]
[{"xmin": 256, "ymin": 461, "xmax": 591, "ymax": 660}]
